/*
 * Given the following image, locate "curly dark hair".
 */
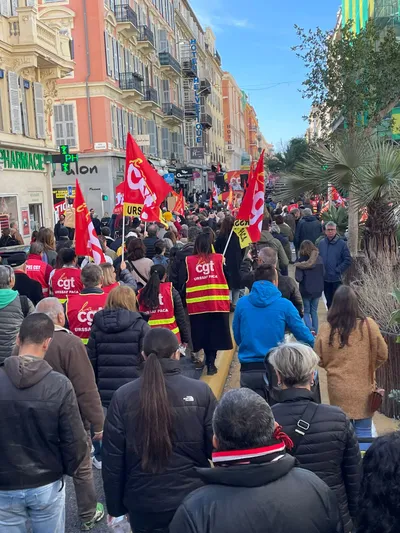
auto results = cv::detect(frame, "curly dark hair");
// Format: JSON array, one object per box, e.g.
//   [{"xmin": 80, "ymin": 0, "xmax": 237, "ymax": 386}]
[
  {"xmin": 127, "ymin": 238, "xmax": 146, "ymax": 261},
  {"xmin": 356, "ymin": 432, "xmax": 400, "ymax": 533}
]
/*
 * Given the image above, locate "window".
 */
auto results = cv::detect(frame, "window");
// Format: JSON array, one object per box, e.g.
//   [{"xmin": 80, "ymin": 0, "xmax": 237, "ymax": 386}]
[
  {"xmin": 122, "ymin": 109, "xmax": 127, "ymax": 149},
  {"xmin": 128, "ymin": 112, "xmax": 135, "ymax": 135},
  {"xmin": 20, "ymin": 78, "xmax": 29, "ymax": 137},
  {"xmin": 8, "ymin": 71, "xmax": 22, "ymax": 135},
  {"xmin": 147, "ymin": 120, "xmax": 157, "ymax": 156},
  {"xmin": 117, "ymin": 107, "xmax": 123, "ymax": 149},
  {"xmin": 53, "ymin": 103, "xmax": 77, "ymax": 148},
  {"xmin": 104, "ymin": 32, "xmax": 112, "ymax": 77},
  {"xmin": 0, "ymin": 82, "xmax": 3, "ymax": 131},
  {"xmin": 161, "ymin": 127, "xmax": 169, "ymax": 158},
  {"xmin": 171, "ymin": 131, "xmax": 178, "ymax": 156},
  {"xmin": 112, "ymin": 38, "xmax": 119, "ymax": 80},
  {"xmin": 177, "ymin": 132, "xmax": 184, "ymax": 161},
  {"xmin": 158, "ymin": 29, "xmax": 168, "ymax": 53},
  {"xmin": 162, "ymin": 79, "xmax": 169, "ymax": 104},
  {"xmin": 111, "ymin": 104, "xmax": 118, "ymax": 148}
]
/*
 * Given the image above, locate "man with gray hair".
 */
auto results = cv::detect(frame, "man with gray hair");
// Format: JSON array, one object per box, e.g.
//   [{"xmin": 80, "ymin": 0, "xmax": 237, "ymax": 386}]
[
  {"xmin": 240, "ymin": 247, "xmax": 303, "ymax": 317},
  {"xmin": 170, "ymin": 388, "xmax": 342, "ymax": 533},
  {"xmin": 0, "ymin": 265, "xmax": 33, "ymax": 363},
  {"xmin": 294, "ymin": 207, "xmax": 322, "ymax": 250},
  {"xmin": 318, "ymin": 221, "xmax": 351, "ymax": 308},
  {"xmin": 36, "ymin": 298, "xmax": 105, "ymax": 530}
]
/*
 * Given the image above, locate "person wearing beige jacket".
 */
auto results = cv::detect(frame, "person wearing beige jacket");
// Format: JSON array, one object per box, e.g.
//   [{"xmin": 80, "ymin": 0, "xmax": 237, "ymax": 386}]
[{"xmin": 315, "ymin": 285, "xmax": 388, "ymax": 444}]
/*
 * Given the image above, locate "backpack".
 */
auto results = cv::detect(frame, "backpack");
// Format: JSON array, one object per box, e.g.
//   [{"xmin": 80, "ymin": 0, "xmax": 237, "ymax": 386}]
[{"xmin": 19, "ymin": 295, "xmax": 30, "ymax": 317}]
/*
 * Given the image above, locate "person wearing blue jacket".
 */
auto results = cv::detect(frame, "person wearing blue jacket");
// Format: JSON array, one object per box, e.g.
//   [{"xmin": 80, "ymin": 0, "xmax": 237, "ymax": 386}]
[
  {"xmin": 233, "ymin": 264, "xmax": 314, "ymax": 400},
  {"xmin": 318, "ymin": 221, "xmax": 351, "ymax": 309}
]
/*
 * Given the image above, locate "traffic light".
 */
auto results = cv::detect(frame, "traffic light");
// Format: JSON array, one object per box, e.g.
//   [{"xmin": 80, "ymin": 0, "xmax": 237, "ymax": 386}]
[{"xmin": 102, "ymin": 194, "xmax": 109, "ymax": 201}]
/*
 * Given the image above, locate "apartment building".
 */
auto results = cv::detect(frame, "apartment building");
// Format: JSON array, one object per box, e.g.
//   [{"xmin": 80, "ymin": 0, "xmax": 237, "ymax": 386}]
[
  {"xmin": 244, "ymin": 102, "xmax": 260, "ymax": 163},
  {"xmin": 223, "ymin": 72, "xmax": 246, "ymax": 171},
  {"xmin": 0, "ymin": 0, "xmax": 74, "ymax": 238}
]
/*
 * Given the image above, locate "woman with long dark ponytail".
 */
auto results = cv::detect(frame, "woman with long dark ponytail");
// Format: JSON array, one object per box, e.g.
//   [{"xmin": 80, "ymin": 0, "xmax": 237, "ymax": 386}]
[
  {"xmin": 138, "ymin": 264, "xmax": 191, "ymax": 346},
  {"xmin": 102, "ymin": 328, "xmax": 216, "ymax": 533}
]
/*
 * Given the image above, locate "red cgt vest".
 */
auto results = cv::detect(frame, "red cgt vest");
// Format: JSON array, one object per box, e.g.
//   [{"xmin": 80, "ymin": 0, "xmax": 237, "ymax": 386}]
[
  {"xmin": 66, "ymin": 291, "xmax": 107, "ymax": 343},
  {"xmin": 102, "ymin": 281, "xmax": 120, "ymax": 294},
  {"xmin": 50, "ymin": 267, "xmax": 83, "ymax": 303},
  {"xmin": 139, "ymin": 282, "xmax": 181, "ymax": 342},
  {"xmin": 186, "ymin": 253, "xmax": 230, "ymax": 315},
  {"xmin": 26, "ymin": 258, "xmax": 49, "ymax": 297}
]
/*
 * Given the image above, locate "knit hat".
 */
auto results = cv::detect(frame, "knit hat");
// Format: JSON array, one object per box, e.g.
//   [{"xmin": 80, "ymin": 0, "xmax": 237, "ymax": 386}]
[{"xmin": 163, "ymin": 211, "xmax": 174, "ymax": 222}]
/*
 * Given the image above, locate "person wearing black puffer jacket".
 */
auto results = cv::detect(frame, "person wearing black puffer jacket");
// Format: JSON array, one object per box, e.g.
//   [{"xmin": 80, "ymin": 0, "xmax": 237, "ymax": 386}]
[
  {"xmin": 102, "ymin": 328, "xmax": 216, "ymax": 533},
  {"xmin": 87, "ymin": 285, "xmax": 150, "ymax": 407},
  {"xmin": 295, "ymin": 208, "xmax": 322, "ymax": 249},
  {"xmin": 270, "ymin": 343, "xmax": 362, "ymax": 533}
]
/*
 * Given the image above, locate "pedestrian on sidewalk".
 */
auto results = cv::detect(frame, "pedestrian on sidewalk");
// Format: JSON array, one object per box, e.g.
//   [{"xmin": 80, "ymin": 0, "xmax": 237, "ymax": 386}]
[
  {"xmin": 36, "ymin": 298, "xmax": 105, "ymax": 531},
  {"xmin": 270, "ymin": 343, "xmax": 361, "ymax": 533},
  {"xmin": 169, "ymin": 388, "xmax": 342, "ymax": 533},
  {"xmin": 318, "ymin": 222, "xmax": 351, "ymax": 308},
  {"xmin": 295, "ymin": 240, "xmax": 325, "ymax": 333},
  {"xmin": 0, "ymin": 314, "xmax": 87, "ymax": 532},
  {"xmin": 102, "ymin": 328, "xmax": 217, "ymax": 533},
  {"xmin": 185, "ymin": 233, "xmax": 233, "ymax": 375},
  {"xmin": 294, "ymin": 208, "xmax": 322, "ymax": 250},
  {"xmin": 233, "ymin": 264, "xmax": 314, "ymax": 400},
  {"xmin": 138, "ymin": 264, "xmax": 191, "ymax": 345},
  {"xmin": 315, "ymin": 286, "xmax": 388, "ymax": 446}
]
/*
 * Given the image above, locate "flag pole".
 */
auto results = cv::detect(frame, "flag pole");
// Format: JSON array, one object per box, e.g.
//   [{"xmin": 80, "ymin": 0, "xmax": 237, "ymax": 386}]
[
  {"xmin": 222, "ymin": 228, "xmax": 234, "ymax": 257},
  {"xmin": 121, "ymin": 213, "xmax": 126, "ymax": 262}
]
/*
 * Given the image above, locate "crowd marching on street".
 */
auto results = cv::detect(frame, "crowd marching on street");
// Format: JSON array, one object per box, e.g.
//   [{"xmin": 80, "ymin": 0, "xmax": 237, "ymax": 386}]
[{"xmin": 0, "ymin": 136, "xmax": 395, "ymax": 533}]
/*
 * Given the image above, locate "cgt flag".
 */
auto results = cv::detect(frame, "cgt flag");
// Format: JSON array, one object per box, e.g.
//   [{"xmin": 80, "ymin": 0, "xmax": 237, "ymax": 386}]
[
  {"xmin": 233, "ymin": 150, "xmax": 265, "ymax": 248},
  {"xmin": 123, "ymin": 133, "xmax": 172, "ymax": 221},
  {"xmin": 173, "ymin": 190, "xmax": 185, "ymax": 216},
  {"xmin": 74, "ymin": 180, "xmax": 106, "ymax": 264}
]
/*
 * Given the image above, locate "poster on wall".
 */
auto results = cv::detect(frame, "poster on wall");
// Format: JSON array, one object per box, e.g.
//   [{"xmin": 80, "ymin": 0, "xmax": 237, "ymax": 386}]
[
  {"xmin": 21, "ymin": 209, "xmax": 30, "ymax": 236},
  {"xmin": 53, "ymin": 187, "xmax": 76, "ymax": 218}
]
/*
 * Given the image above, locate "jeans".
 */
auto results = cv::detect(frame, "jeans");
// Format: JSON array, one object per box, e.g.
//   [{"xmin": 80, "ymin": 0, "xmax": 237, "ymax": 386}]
[
  {"xmin": 303, "ymin": 297, "xmax": 320, "ymax": 332},
  {"xmin": 73, "ymin": 433, "xmax": 97, "ymax": 522},
  {"xmin": 352, "ymin": 418, "xmax": 373, "ymax": 453},
  {"xmin": 0, "ymin": 480, "xmax": 65, "ymax": 533},
  {"xmin": 324, "ymin": 281, "xmax": 342, "ymax": 309}
]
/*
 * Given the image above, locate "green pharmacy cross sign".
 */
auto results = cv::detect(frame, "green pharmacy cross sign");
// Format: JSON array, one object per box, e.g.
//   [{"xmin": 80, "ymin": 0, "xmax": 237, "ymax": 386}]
[{"xmin": 60, "ymin": 145, "xmax": 78, "ymax": 173}]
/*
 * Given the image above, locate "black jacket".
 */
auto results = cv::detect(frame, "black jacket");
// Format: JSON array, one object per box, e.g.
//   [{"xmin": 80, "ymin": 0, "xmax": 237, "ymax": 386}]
[
  {"xmin": 143, "ymin": 236, "xmax": 158, "ymax": 259},
  {"xmin": 13, "ymin": 271, "xmax": 43, "ymax": 306},
  {"xmin": 170, "ymin": 453, "xmax": 343, "ymax": 533},
  {"xmin": 272, "ymin": 389, "xmax": 361, "ymax": 533},
  {"xmin": 102, "ymin": 359, "xmax": 217, "ymax": 520},
  {"xmin": 295, "ymin": 253, "xmax": 325, "ymax": 299},
  {"xmin": 87, "ymin": 308, "xmax": 151, "ymax": 407},
  {"xmin": 169, "ymin": 242, "xmax": 194, "ymax": 301},
  {"xmin": 295, "ymin": 215, "xmax": 322, "ymax": 247},
  {"xmin": 0, "ymin": 355, "xmax": 87, "ymax": 490},
  {"xmin": 240, "ymin": 259, "xmax": 303, "ymax": 316},
  {"xmin": 215, "ymin": 232, "xmax": 244, "ymax": 290}
]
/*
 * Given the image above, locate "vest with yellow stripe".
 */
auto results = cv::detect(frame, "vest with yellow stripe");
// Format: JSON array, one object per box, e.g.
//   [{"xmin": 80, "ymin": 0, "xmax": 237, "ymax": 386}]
[
  {"xmin": 186, "ymin": 253, "xmax": 230, "ymax": 315},
  {"xmin": 66, "ymin": 291, "xmax": 108, "ymax": 344},
  {"xmin": 138, "ymin": 282, "xmax": 181, "ymax": 342}
]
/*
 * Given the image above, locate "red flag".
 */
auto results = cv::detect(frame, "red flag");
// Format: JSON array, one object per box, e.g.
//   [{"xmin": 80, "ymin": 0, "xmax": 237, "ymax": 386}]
[
  {"xmin": 234, "ymin": 151, "xmax": 265, "ymax": 247},
  {"xmin": 213, "ymin": 185, "xmax": 219, "ymax": 203},
  {"xmin": 123, "ymin": 133, "xmax": 172, "ymax": 222},
  {"xmin": 227, "ymin": 185, "xmax": 233, "ymax": 211},
  {"xmin": 209, "ymin": 194, "xmax": 213, "ymax": 209},
  {"xmin": 74, "ymin": 180, "xmax": 106, "ymax": 264},
  {"xmin": 113, "ymin": 182, "xmax": 124, "ymax": 215},
  {"xmin": 173, "ymin": 190, "xmax": 185, "ymax": 216}
]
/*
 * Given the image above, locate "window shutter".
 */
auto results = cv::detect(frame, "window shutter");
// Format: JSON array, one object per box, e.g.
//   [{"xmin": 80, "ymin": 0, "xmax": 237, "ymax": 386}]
[
  {"xmin": 110, "ymin": 104, "xmax": 118, "ymax": 149},
  {"xmin": 112, "ymin": 38, "xmax": 119, "ymax": 80},
  {"xmin": 53, "ymin": 105, "xmax": 64, "ymax": 146},
  {"xmin": 158, "ymin": 29, "xmax": 168, "ymax": 53},
  {"xmin": 104, "ymin": 32, "xmax": 112, "ymax": 77},
  {"xmin": 64, "ymin": 104, "xmax": 77, "ymax": 147},
  {"xmin": 147, "ymin": 120, "xmax": 156, "ymax": 156},
  {"xmin": 26, "ymin": 0, "xmax": 36, "ymax": 6},
  {"xmin": 33, "ymin": 82, "xmax": 46, "ymax": 139},
  {"xmin": 20, "ymin": 78, "xmax": 29, "ymax": 137},
  {"xmin": 0, "ymin": 0, "xmax": 11, "ymax": 16},
  {"xmin": 0, "ymin": 90, "xmax": 3, "ymax": 131},
  {"xmin": 119, "ymin": 43, "xmax": 124, "ymax": 77},
  {"xmin": 162, "ymin": 127, "xmax": 169, "ymax": 158},
  {"xmin": 177, "ymin": 132, "xmax": 184, "ymax": 161},
  {"xmin": 162, "ymin": 79, "xmax": 169, "ymax": 104},
  {"xmin": 117, "ymin": 108, "xmax": 123, "ymax": 149},
  {"xmin": 122, "ymin": 109, "xmax": 127, "ymax": 149},
  {"xmin": 8, "ymin": 71, "xmax": 22, "ymax": 135}
]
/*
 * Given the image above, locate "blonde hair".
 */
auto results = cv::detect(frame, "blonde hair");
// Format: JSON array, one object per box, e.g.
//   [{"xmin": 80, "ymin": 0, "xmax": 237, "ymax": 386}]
[
  {"xmin": 99, "ymin": 263, "xmax": 115, "ymax": 287},
  {"xmin": 106, "ymin": 285, "xmax": 137, "ymax": 311}
]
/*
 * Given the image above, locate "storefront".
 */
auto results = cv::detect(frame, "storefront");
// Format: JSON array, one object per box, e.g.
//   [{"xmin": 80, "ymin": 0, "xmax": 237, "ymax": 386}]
[{"xmin": 0, "ymin": 147, "xmax": 54, "ymax": 242}]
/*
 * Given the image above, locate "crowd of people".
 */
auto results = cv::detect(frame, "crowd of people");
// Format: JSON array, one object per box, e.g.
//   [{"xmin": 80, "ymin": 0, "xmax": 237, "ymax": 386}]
[{"xmin": 0, "ymin": 198, "xmax": 396, "ymax": 533}]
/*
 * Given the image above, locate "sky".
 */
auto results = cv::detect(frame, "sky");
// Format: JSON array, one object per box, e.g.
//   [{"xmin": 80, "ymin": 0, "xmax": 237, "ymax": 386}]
[{"xmin": 190, "ymin": 0, "xmax": 340, "ymax": 151}]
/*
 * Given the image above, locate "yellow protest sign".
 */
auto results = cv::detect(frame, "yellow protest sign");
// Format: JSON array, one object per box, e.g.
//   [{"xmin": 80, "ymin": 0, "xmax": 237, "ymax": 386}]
[{"xmin": 233, "ymin": 219, "xmax": 252, "ymax": 249}]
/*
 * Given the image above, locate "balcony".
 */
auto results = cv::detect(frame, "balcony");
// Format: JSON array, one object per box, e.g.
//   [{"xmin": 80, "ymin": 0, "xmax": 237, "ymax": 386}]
[
  {"xmin": 114, "ymin": 4, "xmax": 139, "ymax": 39},
  {"xmin": 249, "ymin": 125, "xmax": 258, "ymax": 132},
  {"xmin": 4, "ymin": 8, "xmax": 74, "ymax": 76},
  {"xmin": 159, "ymin": 52, "xmax": 181, "ymax": 79},
  {"xmin": 201, "ymin": 113, "xmax": 213, "ymax": 129},
  {"xmin": 163, "ymin": 103, "xmax": 184, "ymax": 124},
  {"xmin": 119, "ymin": 72, "xmax": 143, "ymax": 102},
  {"xmin": 200, "ymin": 79, "xmax": 212, "ymax": 96},
  {"xmin": 184, "ymin": 102, "xmax": 197, "ymax": 119},
  {"xmin": 214, "ymin": 50, "xmax": 222, "ymax": 66},
  {"xmin": 182, "ymin": 58, "xmax": 197, "ymax": 78},
  {"xmin": 137, "ymin": 25, "xmax": 155, "ymax": 54},
  {"xmin": 142, "ymin": 86, "xmax": 160, "ymax": 111}
]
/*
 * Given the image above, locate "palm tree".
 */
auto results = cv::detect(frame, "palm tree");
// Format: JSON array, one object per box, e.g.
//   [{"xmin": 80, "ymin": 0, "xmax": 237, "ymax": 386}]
[{"xmin": 281, "ymin": 134, "xmax": 400, "ymax": 261}]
